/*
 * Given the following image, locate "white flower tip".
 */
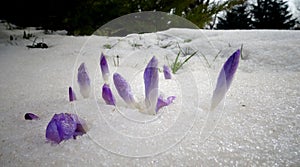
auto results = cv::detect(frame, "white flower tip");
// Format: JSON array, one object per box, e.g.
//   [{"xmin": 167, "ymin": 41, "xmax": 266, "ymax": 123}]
[{"xmin": 77, "ymin": 62, "xmax": 91, "ymax": 98}]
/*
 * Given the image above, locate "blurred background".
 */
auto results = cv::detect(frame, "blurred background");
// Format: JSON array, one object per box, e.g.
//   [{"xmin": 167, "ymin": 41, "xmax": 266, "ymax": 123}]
[{"xmin": 0, "ymin": 0, "xmax": 299, "ymax": 35}]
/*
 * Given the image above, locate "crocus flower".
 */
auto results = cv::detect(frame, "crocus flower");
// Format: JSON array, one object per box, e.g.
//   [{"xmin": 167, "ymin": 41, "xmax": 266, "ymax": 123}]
[
  {"xmin": 144, "ymin": 56, "xmax": 159, "ymax": 115},
  {"xmin": 156, "ymin": 95, "xmax": 176, "ymax": 112},
  {"xmin": 77, "ymin": 63, "xmax": 91, "ymax": 98},
  {"xmin": 211, "ymin": 49, "xmax": 240, "ymax": 111},
  {"xmin": 69, "ymin": 86, "xmax": 76, "ymax": 102},
  {"xmin": 163, "ymin": 65, "xmax": 172, "ymax": 79},
  {"xmin": 45, "ymin": 113, "xmax": 87, "ymax": 144},
  {"xmin": 102, "ymin": 83, "xmax": 116, "ymax": 105},
  {"xmin": 113, "ymin": 73, "xmax": 136, "ymax": 107},
  {"xmin": 24, "ymin": 113, "xmax": 39, "ymax": 120},
  {"xmin": 100, "ymin": 53, "xmax": 110, "ymax": 83}
]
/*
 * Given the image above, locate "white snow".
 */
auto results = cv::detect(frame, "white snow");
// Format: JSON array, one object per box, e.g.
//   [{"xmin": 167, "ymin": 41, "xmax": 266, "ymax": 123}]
[{"xmin": 0, "ymin": 21, "xmax": 300, "ymax": 166}]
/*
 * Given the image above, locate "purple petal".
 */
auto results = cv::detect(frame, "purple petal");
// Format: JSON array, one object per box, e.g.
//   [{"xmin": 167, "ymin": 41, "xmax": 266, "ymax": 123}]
[
  {"xmin": 45, "ymin": 113, "xmax": 87, "ymax": 144},
  {"xmin": 77, "ymin": 63, "xmax": 91, "ymax": 98},
  {"xmin": 100, "ymin": 53, "xmax": 110, "ymax": 82},
  {"xmin": 144, "ymin": 56, "xmax": 159, "ymax": 114},
  {"xmin": 211, "ymin": 49, "xmax": 240, "ymax": 110},
  {"xmin": 163, "ymin": 65, "xmax": 172, "ymax": 79},
  {"xmin": 113, "ymin": 73, "xmax": 136, "ymax": 106},
  {"xmin": 222, "ymin": 49, "xmax": 240, "ymax": 88},
  {"xmin": 69, "ymin": 86, "xmax": 76, "ymax": 102},
  {"xmin": 24, "ymin": 113, "xmax": 39, "ymax": 120},
  {"xmin": 156, "ymin": 95, "xmax": 176, "ymax": 112},
  {"xmin": 102, "ymin": 83, "xmax": 116, "ymax": 105},
  {"xmin": 46, "ymin": 113, "xmax": 76, "ymax": 143}
]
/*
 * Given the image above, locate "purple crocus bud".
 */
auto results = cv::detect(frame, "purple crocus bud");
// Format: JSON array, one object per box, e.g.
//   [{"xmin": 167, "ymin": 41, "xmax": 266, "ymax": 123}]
[
  {"xmin": 102, "ymin": 83, "xmax": 116, "ymax": 105},
  {"xmin": 113, "ymin": 73, "xmax": 136, "ymax": 107},
  {"xmin": 156, "ymin": 95, "xmax": 176, "ymax": 112},
  {"xmin": 163, "ymin": 65, "xmax": 172, "ymax": 79},
  {"xmin": 69, "ymin": 86, "xmax": 76, "ymax": 102},
  {"xmin": 45, "ymin": 113, "xmax": 87, "ymax": 144},
  {"xmin": 77, "ymin": 63, "xmax": 91, "ymax": 98},
  {"xmin": 100, "ymin": 53, "xmax": 110, "ymax": 83},
  {"xmin": 24, "ymin": 113, "xmax": 39, "ymax": 120},
  {"xmin": 144, "ymin": 56, "xmax": 159, "ymax": 114},
  {"xmin": 211, "ymin": 49, "xmax": 240, "ymax": 111}
]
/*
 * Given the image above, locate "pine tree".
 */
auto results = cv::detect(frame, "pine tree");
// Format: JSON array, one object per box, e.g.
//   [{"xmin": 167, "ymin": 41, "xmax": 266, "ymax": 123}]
[
  {"xmin": 217, "ymin": 3, "xmax": 252, "ymax": 29},
  {"xmin": 252, "ymin": 0, "xmax": 296, "ymax": 29},
  {"xmin": 185, "ymin": 0, "xmax": 245, "ymax": 28}
]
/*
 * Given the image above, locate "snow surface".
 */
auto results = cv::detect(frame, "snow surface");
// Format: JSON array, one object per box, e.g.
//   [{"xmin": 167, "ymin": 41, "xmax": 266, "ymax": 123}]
[{"xmin": 0, "ymin": 21, "xmax": 300, "ymax": 166}]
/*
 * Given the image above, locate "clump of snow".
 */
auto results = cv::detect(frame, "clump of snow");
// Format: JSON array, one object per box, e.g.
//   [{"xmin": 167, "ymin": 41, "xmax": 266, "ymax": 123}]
[{"xmin": 0, "ymin": 21, "xmax": 299, "ymax": 166}]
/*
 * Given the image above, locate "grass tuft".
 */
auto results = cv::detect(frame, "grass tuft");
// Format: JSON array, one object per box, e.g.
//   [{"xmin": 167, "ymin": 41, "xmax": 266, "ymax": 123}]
[{"xmin": 171, "ymin": 44, "xmax": 197, "ymax": 74}]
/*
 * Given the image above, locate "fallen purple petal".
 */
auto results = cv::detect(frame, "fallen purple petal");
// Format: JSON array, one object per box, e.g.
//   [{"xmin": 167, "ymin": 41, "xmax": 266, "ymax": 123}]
[
  {"xmin": 113, "ymin": 73, "xmax": 136, "ymax": 106},
  {"xmin": 69, "ymin": 86, "xmax": 76, "ymax": 102},
  {"xmin": 156, "ymin": 95, "xmax": 176, "ymax": 112},
  {"xmin": 163, "ymin": 65, "xmax": 172, "ymax": 79},
  {"xmin": 102, "ymin": 83, "xmax": 116, "ymax": 106},
  {"xmin": 77, "ymin": 63, "xmax": 91, "ymax": 98},
  {"xmin": 144, "ymin": 56, "xmax": 159, "ymax": 114},
  {"xmin": 211, "ymin": 49, "xmax": 240, "ymax": 111},
  {"xmin": 24, "ymin": 113, "xmax": 39, "ymax": 120},
  {"xmin": 46, "ymin": 113, "xmax": 87, "ymax": 144},
  {"xmin": 100, "ymin": 53, "xmax": 110, "ymax": 82}
]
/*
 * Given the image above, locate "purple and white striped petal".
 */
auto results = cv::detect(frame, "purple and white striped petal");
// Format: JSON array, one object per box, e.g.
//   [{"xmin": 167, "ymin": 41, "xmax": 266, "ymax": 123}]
[
  {"xmin": 144, "ymin": 56, "xmax": 159, "ymax": 114},
  {"xmin": 156, "ymin": 95, "xmax": 176, "ymax": 112},
  {"xmin": 45, "ymin": 113, "xmax": 87, "ymax": 144},
  {"xmin": 113, "ymin": 73, "xmax": 136, "ymax": 107},
  {"xmin": 69, "ymin": 86, "xmax": 76, "ymax": 102},
  {"xmin": 102, "ymin": 83, "xmax": 116, "ymax": 106},
  {"xmin": 100, "ymin": 53, "xmax": 110, "ymax": 83},
  {"xmin": 211, "ymin": 49, "xmax": 240, "ymax": 111},
  {"xmin": 77, "ymin": 63, "xmax": 91, "ymax": 98},
  {"xmin": 163, "ymin": 65, "xmax": 172, "ymax": 79}
]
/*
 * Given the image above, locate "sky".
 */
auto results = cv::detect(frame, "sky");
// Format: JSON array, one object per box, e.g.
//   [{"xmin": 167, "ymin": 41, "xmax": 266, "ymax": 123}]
[{"xmin": 289, "ymin": 0, "xmax": 300, "ymax": 20}]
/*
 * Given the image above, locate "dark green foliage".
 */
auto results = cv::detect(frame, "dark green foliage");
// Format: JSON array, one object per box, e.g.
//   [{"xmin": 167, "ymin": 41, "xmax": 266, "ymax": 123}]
[
  {"xmin": 63, "ymin": 0, "xmax": 245, "ymax": 34},
  {"xmin": 217, "ymin": 3, "xmax": 253, "ymax": 29},
  {"xmin": 217, "ymin": 0, "xmax": 297, "ymax": 29},
  {"xmin": 186, "ymin": 0, "xmax": 245, "ymax": 28},
  {"xmin": 0, "ymin": 0, "xmax": 73, "ymax": 31},
  {"xmin": 251, "ymin": 0, "xmax": 297, "ymax": 29},
  {"xmin": 95, "ymin": 11, "xmax": 199, "ymax": 37},
  {"xmin": 1, "ymin": 0, "xmax": 244, "ymax": 35}
]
